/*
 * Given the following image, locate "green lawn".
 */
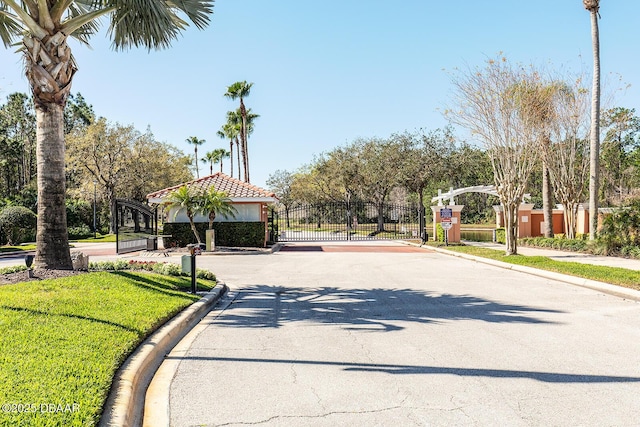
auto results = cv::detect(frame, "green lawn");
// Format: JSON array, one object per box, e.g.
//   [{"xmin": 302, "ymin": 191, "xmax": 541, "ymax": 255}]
[
  {"xmin": 70, "ymin": 234, "xmax": 117, "ymax": 243},
  {"xmin": 0, "ymin": 244, "xmax": 36, "ymax": 253},
  {"xmin": 0, "ymin": 272, "xmax": 215, "ymax": 426},
  {"xmin": 441, "ymin": 245, "xmax": 640, "ymax": 291}
]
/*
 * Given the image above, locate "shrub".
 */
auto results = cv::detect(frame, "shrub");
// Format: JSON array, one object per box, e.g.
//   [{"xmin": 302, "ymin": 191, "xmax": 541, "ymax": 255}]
[
  {"xmin": 163, "ymin": 222, "xmax": 266, "ymax": 248},
  {"xmin": 0, "ymin": 206, "xmax": 37, "ymax": 245},
  {"xmin": 89, "ymin": 260, "xmax": 216, "ymax": 281},
  {"xmin": 495, "ymin": 227, "xmax": 506, "ymax": 244},
  {"xmin": 435, "ymin": 223, "xmax": 444, "ymax": 242},
  {"xmin": 598, "ymin": 199, "xmax": 640, "ymax": 255},
  {"xmin": 68, "ymin": 224, "xmax": 93, "ymax": 240},
  {"xmin": 66, "ymin": 198, "xmax": 93, "ymax": 229}
]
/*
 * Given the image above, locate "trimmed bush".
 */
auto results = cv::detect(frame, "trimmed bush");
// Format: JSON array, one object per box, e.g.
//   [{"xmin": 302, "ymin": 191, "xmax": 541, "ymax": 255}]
[
  {"xmin": 495, "ymin": 227, "xmax": 506, "ymax": 244},
  {"xmin": 0, "ymin": 206, "xmax": 37, "ymax": 245},
  {"xmin": 68, "ymin": 225, "xmax": 94, "ymax": 240},
  {"xmin": 435, "ymin": 223, "xmax": 444, "ymax": 242},
  {"xmin": 90, "ymin": 259, "xmax": 216, "ymax": 280},
  {"xmin": 162, "ymin": 222, "xmax": 266, "ymax": 248}
]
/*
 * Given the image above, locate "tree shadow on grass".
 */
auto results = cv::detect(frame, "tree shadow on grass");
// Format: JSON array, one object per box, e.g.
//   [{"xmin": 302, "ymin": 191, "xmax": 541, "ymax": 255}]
[
  {"xmin": 216, "ymin": 285, "xmax": 564, "ymax": 331},
  {"xmin": 0, "ymin": 304, "xmax": 142, "ymax": 334},
  {"xmin": 110, "ymin": 271, "xmax": 200, "ymax": 299}
]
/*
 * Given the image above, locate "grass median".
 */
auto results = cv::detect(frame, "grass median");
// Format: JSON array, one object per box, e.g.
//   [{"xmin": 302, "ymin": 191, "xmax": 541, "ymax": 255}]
[
  {"xmin": 0, "ymin": 271, "xmax": 215, "ymax": 426},
  {"xmin": 441, "ymin": 245, "xmax": 640, "ymax": 291}
]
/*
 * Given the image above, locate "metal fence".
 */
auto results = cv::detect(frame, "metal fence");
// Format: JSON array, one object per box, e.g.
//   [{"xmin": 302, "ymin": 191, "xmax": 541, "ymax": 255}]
[{"xmin": 271, "ymin": 202, "xmax": 425, "ymax": 242}]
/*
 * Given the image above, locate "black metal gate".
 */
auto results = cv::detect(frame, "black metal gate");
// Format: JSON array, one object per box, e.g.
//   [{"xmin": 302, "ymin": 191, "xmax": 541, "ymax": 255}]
[
  {"xmin": 114, "ymin": 199, "xmax": 158, "ymax": 254},
  {"xmin": 273, "ymin": 202, "xmax": 424, "ymax": 242}
]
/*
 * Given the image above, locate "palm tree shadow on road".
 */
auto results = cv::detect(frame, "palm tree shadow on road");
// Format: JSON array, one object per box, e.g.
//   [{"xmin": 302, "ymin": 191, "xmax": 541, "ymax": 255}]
[{"xmin": 215, "ymin": 285, "xmax": 564, "ymax": 331}]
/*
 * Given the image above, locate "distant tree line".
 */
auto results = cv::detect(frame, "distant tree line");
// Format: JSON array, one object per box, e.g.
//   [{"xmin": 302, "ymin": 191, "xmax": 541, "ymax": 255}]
[
  {"xmin": 268, "ymin": 104, "xmax": 640, "ymax": 243},
  {"xmin": 267, "ymin": 127, "xmax": 497, "ymax": 227},
  {"xmin": 0, "ymin": 91, "xmax": 193, "ymax": 238}
]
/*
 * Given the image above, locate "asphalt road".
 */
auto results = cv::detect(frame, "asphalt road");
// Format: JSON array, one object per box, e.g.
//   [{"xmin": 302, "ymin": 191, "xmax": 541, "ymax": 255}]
[{"xmin": 164, "ymin": 242, "xmax": 640, "ymax": 426}]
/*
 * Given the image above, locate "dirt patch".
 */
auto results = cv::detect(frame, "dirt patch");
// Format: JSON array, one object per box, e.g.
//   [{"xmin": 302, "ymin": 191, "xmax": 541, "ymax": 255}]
[{"xmin": 0, "ymin": 269, "xmax": 85, "ymax": 286}]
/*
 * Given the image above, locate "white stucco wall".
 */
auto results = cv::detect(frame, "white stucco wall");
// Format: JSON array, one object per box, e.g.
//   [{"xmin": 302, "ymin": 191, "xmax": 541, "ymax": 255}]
[{"xmin": 167, "ymin": 203, "xmax": 261, "ymax": 223}]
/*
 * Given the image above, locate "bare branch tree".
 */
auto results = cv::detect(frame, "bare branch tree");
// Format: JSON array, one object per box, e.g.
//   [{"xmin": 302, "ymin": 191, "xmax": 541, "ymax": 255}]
[
  {"xmin": 545, "ymin": 76, "xmax": 591, "ymax": 239},
  {"xmin": 447, "ymin": 57, "xmax": 540, "ymax": 255}
]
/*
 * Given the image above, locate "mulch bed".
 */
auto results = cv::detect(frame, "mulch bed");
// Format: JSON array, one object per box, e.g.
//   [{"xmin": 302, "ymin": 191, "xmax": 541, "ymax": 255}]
[{"xmin": 0, "ymin": 269, "xmax": 85, "ymax": 286}]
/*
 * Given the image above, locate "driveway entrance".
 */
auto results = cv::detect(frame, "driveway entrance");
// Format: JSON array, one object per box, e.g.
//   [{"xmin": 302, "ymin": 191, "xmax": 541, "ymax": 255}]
[{"xmin": 161, "ymin": 241, "xmax": 640, "ymax": 426}]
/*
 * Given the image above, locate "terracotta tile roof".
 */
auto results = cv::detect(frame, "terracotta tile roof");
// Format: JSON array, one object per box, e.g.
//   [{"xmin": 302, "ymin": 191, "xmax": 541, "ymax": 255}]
[{"xmin": 146, "ymin": 173, "xmax": 277, "ymax": 201}]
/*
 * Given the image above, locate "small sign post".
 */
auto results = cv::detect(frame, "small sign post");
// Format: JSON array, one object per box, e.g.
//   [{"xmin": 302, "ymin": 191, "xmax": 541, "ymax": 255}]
[
  {"xmin": 440, "ymin": 207, "xmax": 453, "ymax": 246},
  {"xmin": 187, "ymin": 244, "xmax": 202, "ymax": 294}
]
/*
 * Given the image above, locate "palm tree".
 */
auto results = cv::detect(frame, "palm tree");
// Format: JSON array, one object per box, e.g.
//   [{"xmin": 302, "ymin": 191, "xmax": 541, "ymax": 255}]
[
  {"xmin": 216, "ymin": 125, "xmax": 237, "ymax": 178},
  {"xmin": 212, "ymin": 148, "xmax": 230, "ymax": 173},
  {"xmin": 199, "ymin": 188, "xmax": 237, "ymax": 230},
  {"xmin": 224, "ymin": 110, "xmax": 243, "ymax": 180},
  {"xmin": 164, "ymin": 185, "xmax": 203, "ymax": 245},
  {"xmin": 186, "ymin": 136, "xmax": 206, "ymax": 178},
  {"xmin": 224, "ymin": 81, "xmax": 253, "ymax": 182},
  {"xmin": 584, "ymin": 0, "xmax": 601, "ymax": 240},
  {"xmin": 202, "ymin": 151, "xmax": 218, "ymax": 175},
  {"xmin": 0, "ymin": 1, "xmax": 213, "ymax": 269}
]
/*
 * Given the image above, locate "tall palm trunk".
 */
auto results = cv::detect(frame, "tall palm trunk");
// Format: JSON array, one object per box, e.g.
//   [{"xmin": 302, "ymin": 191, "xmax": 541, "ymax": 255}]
[
  {"xmin": 542, "ymin": 133, "xmax": 554, "ymax": 238},
  {"xmin": 194, "ymin": 145, "xmax": 200, "ymax": 178},
  {"xmin": 235, "ymin": 136, "xmax": 242, "ymax": 180},
  {"xmin": 542, "ymin": 163, "xmax": 553, "ymax": 237},
  {"xmin": 34, "ymin": 106, "xmax": 73, "ymax": 269},
  {"xmin": 585, "ymin": 0, "xmax": 601, "ymax": 239},
  {"xmin": 229, "ymin": 138, "xmax": 234, "ymax": 178},
  {"xmin": 25, "ymin": 33, "xmax": 76, "ymax": 269},
  {"xmin": 240, "ymin": 99, "xmax": 250, "ymax": 182}
]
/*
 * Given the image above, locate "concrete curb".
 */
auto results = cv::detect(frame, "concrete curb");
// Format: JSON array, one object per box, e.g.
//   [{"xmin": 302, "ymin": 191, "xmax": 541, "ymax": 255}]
[
  {"xmin": 98, "ymin": 284, "xmax": 228, "ymax": 427},
  {"xmin": 427, "ymin": 245, "xmax": 640, "ymax": 302},
  {"xmin": 141, "ymin": 243, "xmax": 284, "ymax": 258}
]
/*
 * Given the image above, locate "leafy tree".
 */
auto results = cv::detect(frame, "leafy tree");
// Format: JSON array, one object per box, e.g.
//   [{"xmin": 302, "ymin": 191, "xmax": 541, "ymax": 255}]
[
  {"xmin": 584, "ymin": 0, "xmax": 601, "ymax": 239},
  {"xmin": 0, "ymin": 0, "xmax": 214, "ymax": 268},
  {"xmin": 448, "ymin": 142, "xmax": 496, "ymax": 223},
  {"xmin": 67, "ymin": 120, "xmax": 193, "ymax": 231},
  {"xmin": 600, "ymin": 107, "xmax": 640, "ymax": 205},
  {"xmin": 64, "ymin": 93, "xmax": 95, "ymax": 134},
  {"xmin": 120, "ymin": 128, "xmax": 193, "ymax": 200},
  {"xmin": 394, "ymin": 127, "xmax": 456, "ymax": 214},
  {"xmin": 267, "ymin": 169, "xmax": 297, "ymax": 228},
  {"xmin": 357, "ymin": 137, "xmax": 404, "ymax": 232},
  {"xmin": 0, "ymin": 93, "xmax": 36, "ymax": 198}
]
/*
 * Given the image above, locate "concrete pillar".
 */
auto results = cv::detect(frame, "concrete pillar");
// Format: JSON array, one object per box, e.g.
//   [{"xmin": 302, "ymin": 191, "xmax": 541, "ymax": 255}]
[
  {"xmin": 431, "ymin": 205, "xmax": 464, "ymax": 243},
  {"xmin": 514, "ymin": 203, "xmax": 535, "ymax": 238}
]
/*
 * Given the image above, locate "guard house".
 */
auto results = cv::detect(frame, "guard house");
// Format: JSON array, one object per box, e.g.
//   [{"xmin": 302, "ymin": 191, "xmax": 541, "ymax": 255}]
[{"xmin": 146, "ymin": 173, "xmax": 278, "ymax": 247}]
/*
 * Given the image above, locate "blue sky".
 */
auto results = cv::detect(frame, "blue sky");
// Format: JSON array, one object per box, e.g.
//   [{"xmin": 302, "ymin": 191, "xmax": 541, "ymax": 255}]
[{"xmin": 1, "ymin": 1, "xmax": 639, "ymax": 188}]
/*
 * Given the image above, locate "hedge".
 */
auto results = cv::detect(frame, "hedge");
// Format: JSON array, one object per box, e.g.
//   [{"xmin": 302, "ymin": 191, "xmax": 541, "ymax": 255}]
[
  {"xmin": 0, "ymin": 206, "xmax": 37, "ymax": 245},
  {"xmin": 162, "ymin": 222, "xmax": 266, "ymax": 248}
]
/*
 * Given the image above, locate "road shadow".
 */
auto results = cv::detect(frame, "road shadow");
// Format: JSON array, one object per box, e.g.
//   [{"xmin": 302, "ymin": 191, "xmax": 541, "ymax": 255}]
[
  {"xmin": 216, "ymin": 285, "xmax": 563, "ymax": 331},
  {"xmin": 165, "ymin": 355, "xmax": 640, "ymax": 384}
]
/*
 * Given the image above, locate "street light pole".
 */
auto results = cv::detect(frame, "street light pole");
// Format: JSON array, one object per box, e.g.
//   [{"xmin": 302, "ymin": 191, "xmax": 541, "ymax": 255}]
[{"xmin": 93, "ymin": 180, "xmax": 97, "ymax": 239}]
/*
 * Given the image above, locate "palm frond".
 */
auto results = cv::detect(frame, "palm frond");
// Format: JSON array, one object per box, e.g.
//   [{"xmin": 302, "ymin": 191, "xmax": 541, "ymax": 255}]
[
  {"xmin": 63, "ymin": 3, "xmax": 103, "ymax": 46},
  {"xmin": 107, "ymin": 0, "xmax": 214, "ymax": 51},
  {"xmin": 0, "ymin": 6, "xmax": 24, "ymax": 48}
]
